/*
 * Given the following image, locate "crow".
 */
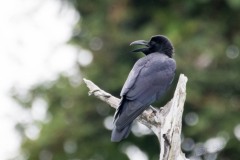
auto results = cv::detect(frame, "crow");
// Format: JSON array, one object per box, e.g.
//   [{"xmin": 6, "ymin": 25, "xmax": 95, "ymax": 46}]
[{"xmin": 111, "ymin": 35, "xmax": 176, "ymax": 142}]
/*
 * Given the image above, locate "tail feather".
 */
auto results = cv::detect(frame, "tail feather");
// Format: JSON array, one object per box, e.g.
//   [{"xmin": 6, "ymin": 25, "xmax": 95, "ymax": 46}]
[
  {"xmin": 115, "ymin": 100, "xmax": 144, "ymax": 130},
  {"xmin": 111, "ymin": 123, "xmax": 132, "ymax": 142},
  {"xmin": 111, "ymin": 97, "xmax": 146, "ymax": 142},
  {"xmin": 113, "ymin": 97, "xmax": 125, "ymax": 123},
  {"xmin": 112, "ymin": 98, "xmax": 132, "ymax": 142}
]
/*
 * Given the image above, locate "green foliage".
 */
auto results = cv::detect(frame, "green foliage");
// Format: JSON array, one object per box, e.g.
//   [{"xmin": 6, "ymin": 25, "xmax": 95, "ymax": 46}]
[{"xmin": 14, "ymin": 0, "xmax": 240, "ymax": 159}]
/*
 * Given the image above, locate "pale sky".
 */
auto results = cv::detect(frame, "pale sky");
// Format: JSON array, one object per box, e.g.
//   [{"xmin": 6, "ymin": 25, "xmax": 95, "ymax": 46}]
[{"xmin": 0, "ymin": 0, "xmax": 79, "ymax": 159}]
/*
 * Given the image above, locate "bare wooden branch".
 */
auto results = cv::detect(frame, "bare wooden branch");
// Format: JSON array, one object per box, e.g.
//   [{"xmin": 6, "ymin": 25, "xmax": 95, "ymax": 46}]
[{"xmin": 83, "ymin": 73, "xmax": 188, "ymax": 160}]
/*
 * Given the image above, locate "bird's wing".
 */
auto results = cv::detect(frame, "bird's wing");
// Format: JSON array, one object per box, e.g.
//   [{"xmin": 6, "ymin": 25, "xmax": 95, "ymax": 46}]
[
  {"xmin": 116, "ymin": 56, "xmax": 176, "ymax": 129},
  {"xmin": 121, "ymin": 56, "xmax": 176, "ymax": 101},
  {"xmin": 120, "ymin": 58, "xmax": 147, "ymax": 97}
]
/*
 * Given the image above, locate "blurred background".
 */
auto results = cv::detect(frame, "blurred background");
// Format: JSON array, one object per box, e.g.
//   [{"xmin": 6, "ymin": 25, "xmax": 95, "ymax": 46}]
[{"xmin": 1, "ymin": 0, "xmax": 240, "ymax": 160}]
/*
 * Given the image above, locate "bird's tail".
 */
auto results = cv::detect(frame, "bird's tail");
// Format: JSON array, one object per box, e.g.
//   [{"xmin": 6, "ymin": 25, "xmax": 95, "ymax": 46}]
[
  {"xmin": 111, "ymin": 97, "xmax": 132, "ymax": 142},
  {"xmin": 113, "ymin": 97, "xmax": 126, "ymax": 123},
  {"xmin": 111, "ymin": 123, "xmax": 132, "ymax": 142},
  {"xmin": 111, "ymin": 98, "xmax": 144, "ymax": 142}
]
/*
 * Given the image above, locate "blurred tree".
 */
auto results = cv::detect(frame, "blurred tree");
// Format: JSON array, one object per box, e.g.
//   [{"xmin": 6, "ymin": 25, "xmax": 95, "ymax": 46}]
[{"xmin": 14, "ymin": 0, "xmax": 240, "ymax": 160}]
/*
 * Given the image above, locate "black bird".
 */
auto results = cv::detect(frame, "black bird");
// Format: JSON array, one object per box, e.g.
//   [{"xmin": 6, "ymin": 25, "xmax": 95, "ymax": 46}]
[{"xmin": 111, "ymin": 35, "xmax": 176, "ymax": 142}]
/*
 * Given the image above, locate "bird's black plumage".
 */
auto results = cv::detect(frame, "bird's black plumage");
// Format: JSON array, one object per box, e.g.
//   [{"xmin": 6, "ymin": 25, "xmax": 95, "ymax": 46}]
[{"xmin": 111, "ymin": 35, "xmax": 176, "ymax": 142}]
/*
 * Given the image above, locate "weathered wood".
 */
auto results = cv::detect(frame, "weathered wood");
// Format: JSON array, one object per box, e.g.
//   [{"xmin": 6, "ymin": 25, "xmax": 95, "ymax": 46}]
[{"xmin": 83, "ymin": 73, "xmax": 188, "ymax": 160}]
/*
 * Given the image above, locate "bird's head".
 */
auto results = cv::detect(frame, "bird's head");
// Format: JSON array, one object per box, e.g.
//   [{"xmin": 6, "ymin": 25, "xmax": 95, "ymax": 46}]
[{"xmin": 130, "ymin": 35, "xmax": 174, "ymax": 57}]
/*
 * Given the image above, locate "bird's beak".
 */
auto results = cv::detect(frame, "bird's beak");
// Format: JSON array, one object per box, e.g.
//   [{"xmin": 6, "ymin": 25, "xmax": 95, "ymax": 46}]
[
  {"xmin": 130, "ymin": 40, "xmax": 149, "ymax": 52},
  {"xmin": 130, "ymin": 40, "xmax": 149, "ymax": 46}
]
